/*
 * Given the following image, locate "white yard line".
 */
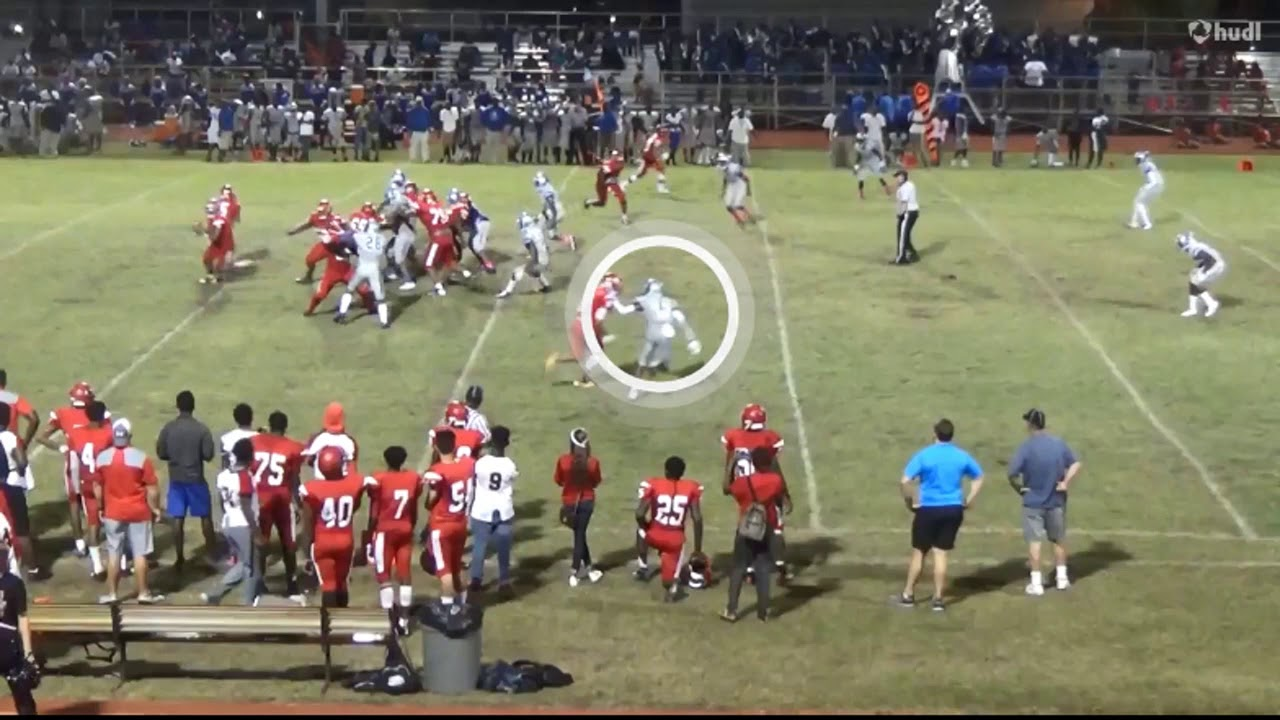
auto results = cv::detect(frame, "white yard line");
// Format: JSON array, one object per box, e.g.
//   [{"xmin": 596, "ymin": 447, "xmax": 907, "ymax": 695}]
[
  {"xmin": 27, "ymin": 176, "xmax": 381, "ymax": 466},
  {"xmin": 933, "ymin": 181, "xmax": 1258, "ymax": 540},
  {"xmin": 0, "ymin": 174, "xmax": 197, "ymax": 262},
  {"xmin": 749, "ymin": 182, "xmax": 823, "ymax": 531},
  {"xmin": 1090, "ymin": 174, "xmax": 1280, "ymax": 275},
  {"xmin": 816, "ymin": 556, "xmax": 1280, "ymax": 570},
  {"xmin": 415, "ymin": 166, "xmax": 580, "ymax": 472}
]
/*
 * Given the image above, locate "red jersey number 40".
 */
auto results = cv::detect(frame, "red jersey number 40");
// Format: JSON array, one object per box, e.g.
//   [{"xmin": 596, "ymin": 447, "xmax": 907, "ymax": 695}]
[{"xmin": 322, "ymin": 496, "xmax": 355, "ymax": 529}]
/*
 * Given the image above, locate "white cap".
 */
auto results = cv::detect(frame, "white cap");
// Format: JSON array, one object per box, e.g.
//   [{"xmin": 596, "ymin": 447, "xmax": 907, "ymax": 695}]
[{"xmin": 112, "ymin": 418, "xmax": 132, "ymax": 446}]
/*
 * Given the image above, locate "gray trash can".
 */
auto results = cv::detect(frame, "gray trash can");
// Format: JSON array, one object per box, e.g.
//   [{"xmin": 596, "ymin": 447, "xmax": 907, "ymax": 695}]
[{"xmin": 418, "ymin": 604, "xmax": 483, "ymax": 694}]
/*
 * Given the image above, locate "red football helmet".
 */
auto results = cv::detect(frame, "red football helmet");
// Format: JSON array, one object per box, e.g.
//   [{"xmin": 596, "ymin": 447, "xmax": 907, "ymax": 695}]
[
  {"xmin": 601, "ymin": 272, "xmax": 622, "ymax": 292},
  {"xmin": 741, "ymin": 403, "xmax": 767, "ymax": 430},
  {"xmin": 68, "ymin": 381, "xmax": 95, "ymax": 408},
  {"xmin": 317, "ymin": 198, "xmax": 332, "ymax": 214},
  {"xmin": 421, "ymin": 189, "xmax": 439, "ymax": 204},
  {"xmin": 316, "ymin": 446, "xmax": 346, "ymax": 480},
  {"xmin": 444, "ymin": 402, "xmax": 469, "ymax": 429},
  {"xmin": 360, "ymin": 201, "xmax": 376, "ymax": 213},
  {"xmin": 220, "ymin": 183, "xmax": 234, "ymax": 197}
]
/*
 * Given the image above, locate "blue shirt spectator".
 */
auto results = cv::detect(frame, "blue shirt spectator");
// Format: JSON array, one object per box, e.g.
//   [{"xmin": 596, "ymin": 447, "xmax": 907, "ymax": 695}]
[
  {"xmin": 877, "ymin": 93, "xmax": 896, "ymax": 125},
  {"xmin": 405, "ymin": 102, "xmax": 430, "ymax": 133},
  {"xmin": 834, "ymin": 106, "xmax": 858, "ymax": 135},
  {"xmin": 902, "ymin": 421, "xmax": 984, "ymax": 508},
  {"xmin": 273, "ymin": 83, "xmax": 290, "ymax": 107},
  {"xmin": 481, "ymin": 105, "xmax": 508, "ymax": 132},
  {"xmin": 217, "ymin": 103, "xmax": 235, "ymax": 131},
  {"xmin": 597, "ymin": 107, "xmax": 618, "ymax": 135}
]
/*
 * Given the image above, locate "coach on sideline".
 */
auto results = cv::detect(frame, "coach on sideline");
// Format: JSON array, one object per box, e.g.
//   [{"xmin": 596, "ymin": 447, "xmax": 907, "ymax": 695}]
[
  {"xmin": 897, "ymin": 418, "xmax": 983, "ymax": 612},
  {"xmin": 155, "ymin": 390, "xmax": 217, "ymax": 571},
  {"xmin": 1007, "ymin": 408, "xmax": 1081, "ymax": 596}
]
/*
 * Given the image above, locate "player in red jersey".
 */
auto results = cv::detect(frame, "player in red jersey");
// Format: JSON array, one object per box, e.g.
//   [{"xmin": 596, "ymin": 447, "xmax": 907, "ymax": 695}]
[
  {"xmin": 418, "ymin": 194, "xmax": 466, "ymax": 297},
  {"xmin": 36, "ymin": 381, "xmax": 113, "ymax": 557},
  {"xmin": 721, "ymin": 403, "xmax": 793, "ymax": 582},
  {"xmin": 583, "ymin": 150, "xmax": 630, "ymax": 224},
  {"xmin": 626, "ymin": 129, "xmax": 671, "ymax": 194},
  {"xmin": 219, "ymin": 184, "xmax": 241, "ymax": 224},
  {"xmin": 634, "ymin": 455, "xmax": 704, "ymax": 602},
  {"xmin": 298, "ymin": 446, "xmax": 365, "ymax": 608},
  {"xmin": 301, "ymin": 223, "xmax": 375, "ymax": 317},
  {"xmin": 288, "ymin": 199, "xmax": 347, "ymax": 284},
  {"xmin": 250, "ymin": 411, "xmax": 306, "ymax": 598},
  {"xmin": 362, "ymin": 445, "xmax": 423, "ymax": 633},
  {"xmin": 545, "ymin": 273, "xmax": 633, "ymax": 388},
  {"xmin": 64, "ymin": 401, "xmax": 113, "ymax": 577},
  {"xmin": 423, "ymin": 430, "xmax": 475, "ymax": 609},
  {"xmin": 426, "ymin": 402, "xmax": 484, "ymax": 464},
  {"xmin": 194, "ymin": 197, "xmax": 233, "ymax": 284}
]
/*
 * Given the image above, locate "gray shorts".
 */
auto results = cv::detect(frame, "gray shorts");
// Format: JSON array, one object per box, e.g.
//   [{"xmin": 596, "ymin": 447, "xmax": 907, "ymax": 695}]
[
  {"xmin": 639, "ymin": 337, "xmax": 673, "ymax": 369},
  {"xmin": 103, "ymin": 518, "xmax": 155, "ymax": 557},
  {"xmin": 1021, "ymin": 506, "xmax": 1066, "ymax": 543}
]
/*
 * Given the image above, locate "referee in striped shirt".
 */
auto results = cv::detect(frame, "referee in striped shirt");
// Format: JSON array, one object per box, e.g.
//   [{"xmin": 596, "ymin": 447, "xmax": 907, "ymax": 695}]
[
  {"xmin": 463, "ymin": 385, "xmax": 491, "ymax": 443},
  {"xmin": 893, "ymin": 169, "xmax": 920, "ymax": 265}
]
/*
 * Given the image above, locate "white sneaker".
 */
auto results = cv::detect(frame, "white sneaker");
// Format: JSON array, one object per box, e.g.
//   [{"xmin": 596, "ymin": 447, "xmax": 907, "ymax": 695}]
[
  {"xmin": 1205, "ymin": 301, "xmax": 1220, "ymax": 317},
  {"xmin": 1126, "ymin": 222, "xmax": 1141, "ymax": 229},
  {"xmin": 1141, "ymin": 223, "xmax": 1153, "ymax": 230},
  {"xmin": 587, "ymin": 568, "xmax": 604, "ymax": 584},
  {"xmin": 1056, "ymin": 577, "xmax": 1071, "ymax": 591},
  {"xmin": 459, "ymin": 269, "xmax": 473, "ymax": 280},
  {"xmin": 1025, "ymin": 583, "xmax": 1045, "ymax": 596},
  {"xmin": 568, "ymin": 574, "xmax": 580, "ymax": 588},
  {"xmin": 398, "ymin": 281, "xmax": 417, "ymax": 291},
  {"xmin": 97, "ymin": 594, "xmax": 118, "ymax": 605},
  {"xmin": 495, "ymin": 289, "xmax": 512, "ymax": 299},
  {"xmin": 433, "ymin": 284, "xmax": 447, "ymax": 297},
  {"xmin": 1181, "ymin": 308, "xmax": 1199, "ymax": 317},
  {"xmin": 288, "ymin": 594, "xmax": 307, "ymax": 606}
]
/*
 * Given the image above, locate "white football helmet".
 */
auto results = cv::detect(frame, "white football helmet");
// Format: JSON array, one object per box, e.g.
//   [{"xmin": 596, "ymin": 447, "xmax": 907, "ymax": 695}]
[
  {"xmin": 1175, "ymin": 231, "xmax": 1194, "ymax": 251},
  {"xmin": 1134, "ymin": 151, "xmax": 1150, "ymax": 163},
  {"xmin": 533, "ymin": 171, "xmax": 549, "ymax": 187},
  {"xmin": 517, "ymin": 211, "xmax": 536, "ymax": 230}
]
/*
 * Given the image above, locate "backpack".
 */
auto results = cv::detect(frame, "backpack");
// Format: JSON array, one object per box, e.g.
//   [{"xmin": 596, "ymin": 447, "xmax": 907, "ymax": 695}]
[
  {"xmin": 736, "ymin": 475, "xmax": 769, "ymax": 542},
  {"xmin": 343, "ymin": 628, "xmax": 421, "ymax": 696}
]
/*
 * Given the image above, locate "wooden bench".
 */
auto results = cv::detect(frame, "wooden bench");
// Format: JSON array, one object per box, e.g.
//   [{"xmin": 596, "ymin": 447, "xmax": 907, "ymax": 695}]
[{"xmin": 30, "ymin": 603, "xmax": 393, "ymax": 690}]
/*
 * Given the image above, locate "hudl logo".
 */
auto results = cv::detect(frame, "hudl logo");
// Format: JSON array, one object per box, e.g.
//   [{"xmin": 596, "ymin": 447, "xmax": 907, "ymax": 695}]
[{"xmin": 1188, "ymin": 19, "xmax": 1262, "ymax": 44}]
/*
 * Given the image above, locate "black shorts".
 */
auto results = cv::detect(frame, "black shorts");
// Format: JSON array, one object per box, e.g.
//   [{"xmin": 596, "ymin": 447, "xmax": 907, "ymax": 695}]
[
  {"xmin": 1, "ymin": 486, "xmax": 29, "ymax": 538},
  {"xmin": 911, "ymin": 506, "xmax": 964, "ymax": 552}
]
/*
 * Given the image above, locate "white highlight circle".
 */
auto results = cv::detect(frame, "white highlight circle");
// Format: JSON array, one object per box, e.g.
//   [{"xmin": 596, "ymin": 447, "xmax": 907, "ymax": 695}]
[{"xmin": 579, "ymin": 235, "xmax": 739, "ymax": 395}]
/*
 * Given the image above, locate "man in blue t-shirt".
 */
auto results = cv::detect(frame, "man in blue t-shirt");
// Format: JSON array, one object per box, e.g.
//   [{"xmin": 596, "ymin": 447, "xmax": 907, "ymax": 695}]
[
  {"xmin": 1008, "ymin": 408, "xmax": 1081, "ymax": 596},
  {"xmin": 897, "ymin": 418, "xmax": 984, "ymax": 612}
]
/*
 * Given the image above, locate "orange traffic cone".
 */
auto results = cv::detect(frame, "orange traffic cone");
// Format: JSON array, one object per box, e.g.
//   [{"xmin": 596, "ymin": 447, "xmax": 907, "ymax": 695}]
[
  {"xmin": 1239, "ymin": 158, "xmax": 1254, "ymax": 172},
  {"xmin": 902, "ymin": 153, "xmax": 917, "ymax": 169}
]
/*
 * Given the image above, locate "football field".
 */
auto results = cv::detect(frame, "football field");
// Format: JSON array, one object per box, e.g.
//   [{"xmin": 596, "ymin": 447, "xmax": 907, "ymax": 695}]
[{"xmin": 2, "ymin": 149, "xmax": 1279, "ymax": 713}]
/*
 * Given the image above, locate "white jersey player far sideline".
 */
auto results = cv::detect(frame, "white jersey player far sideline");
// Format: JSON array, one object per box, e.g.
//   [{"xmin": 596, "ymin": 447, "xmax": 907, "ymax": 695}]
[
  {"xmin": 336, "ymin": 217, "xmax": 391, "ymax": 328},
  {"xmin": 1176, "ymin": 231, "xmax": 1225, "ymax": 318},
  {"xmin": 1129, "ymin": 151, "xmax": 1165, "ymax": 230}
]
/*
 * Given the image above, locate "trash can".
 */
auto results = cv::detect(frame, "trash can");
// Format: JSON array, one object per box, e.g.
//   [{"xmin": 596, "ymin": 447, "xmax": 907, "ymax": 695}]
[{"xmin": 417, "ymin": 602, "xmax": 483, "ymax": 694}]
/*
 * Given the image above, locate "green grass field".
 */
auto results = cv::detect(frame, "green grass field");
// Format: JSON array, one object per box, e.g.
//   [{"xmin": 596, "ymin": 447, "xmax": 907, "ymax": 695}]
[{"xmin": 3, "ymin": 148, "xmax": 1280, "ymax": 713}]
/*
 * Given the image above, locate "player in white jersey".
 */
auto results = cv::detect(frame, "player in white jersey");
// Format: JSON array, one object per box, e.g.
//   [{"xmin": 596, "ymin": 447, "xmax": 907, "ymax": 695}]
[
  {"xmin": 621, "ymin": 279, "xmax": 701, "ymax": 400},
  {"xmin": 717, "ymin": 153, "xmax": 757, "ymax": 228},
  {"xmin": 383, "ymin": 169, "xmax": 407, "ymax": 206},
  {"xmin": 496, "ymin": 212, "xmax": 552, "ymax": 298},
  {"xmin": 335, "ymin": 217, "xmax": 391, "ymax": 328},
  {"xmin": 534, "ymin": 171, "xmax": 575, "ymax": 250},
  {"xmin": 382, "ymin": 190, "xmax": 418, "ymax": 288},
  {"xmin": 1128, "ymin": 151, "xmax": 1164, "ymax": 230},
  {"xmin": 219, "ymin": 403, "xmax": 258, "ymax": 470},
  {"xmin": 859, "ymin": 107, "xmax": 887, "ymax": 155},
  {"xmin": 853, "ymin": 133, "xmax": 890, "ymax": 199},
  {"xmin": 468, "ymin": 426, "xmax": 518, "ymax": 593},
  {"xmin": 1175, "ymin": 232, "xmax": 1225, "ymax": 318}
]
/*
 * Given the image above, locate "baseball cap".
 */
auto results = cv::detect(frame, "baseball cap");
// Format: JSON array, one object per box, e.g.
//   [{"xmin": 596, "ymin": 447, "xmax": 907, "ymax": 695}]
[
  {"xmin": 112, "ymin": 418, "xmax": 133, "ymax": 446},
  {"xmin": 1022, "ymin": 408, "xmax": 1046, "ymax": 430},
  {"xmin": 323, "ymin": 402, "xmax": 345, "ymax": 433}
]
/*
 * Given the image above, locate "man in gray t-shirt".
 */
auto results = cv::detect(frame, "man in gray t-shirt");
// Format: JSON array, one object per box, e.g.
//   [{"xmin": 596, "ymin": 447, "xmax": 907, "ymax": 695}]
[{"xmin": 1007, "ymin": 408, "xmax": 1081, "ymax": 596}]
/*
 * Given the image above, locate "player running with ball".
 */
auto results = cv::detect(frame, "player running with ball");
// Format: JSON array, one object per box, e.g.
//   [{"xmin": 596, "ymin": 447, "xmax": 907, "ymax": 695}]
[
  {"xmin": 621, "ymin": 278, "xmax": 702, "ymax": 401},
  {"xmin": 334, "ymin": 215, "xmax": 391, "ymax": 329}
]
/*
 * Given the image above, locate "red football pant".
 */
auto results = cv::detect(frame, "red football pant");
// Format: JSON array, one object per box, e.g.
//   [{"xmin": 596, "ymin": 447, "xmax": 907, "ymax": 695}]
[
  {"xmin": 257, "ymin": 493, "xmax": 295, "ymax": 548},
  {"xmin": 424, "ymin": 236, "xmax": 457, "ymax": 272},
  {"xmin": 202, "ymin": 242, "xmax": 227, "ymax": 271},
  {"xmin": 569, "ymin": 319, "xmax": 604, "ymax": 364},
  {"xmin": 304, "ymin": 241, "xmax": 330, "ymax": 270},
  {"xmin": 429, "ymin": 523, "xmax": 466, "ymax": 579},
  {"xmin": 593, "ymin": 180, "xmax": 627, "ymax": 210},
  {"xmin": 311, "ymin": 544, "xmax": 354, "ymax": 593},
  {"xmin": 372, "ymin": 528, "xmax": 414, "ymax": 585},
  {"xmin": 645, "ymin": 531, "xmax": 686, "ymax": 584},
  {"xmin": 636, "ymin": 155, "xmax": 665, "ymax": 177},
  {"xmin": 308, "ymin": 264, "xmax": 371, "ymax": 313}
]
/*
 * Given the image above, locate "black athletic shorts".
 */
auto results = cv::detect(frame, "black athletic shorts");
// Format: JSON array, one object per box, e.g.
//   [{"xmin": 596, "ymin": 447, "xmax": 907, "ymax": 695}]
[
  {"xmin": 0, "ymin": 486, "xmax": 29, "ymax": 538},
  {"xmin": 911, "ymin": 506, "xmax": 964, "ymax": 552}
]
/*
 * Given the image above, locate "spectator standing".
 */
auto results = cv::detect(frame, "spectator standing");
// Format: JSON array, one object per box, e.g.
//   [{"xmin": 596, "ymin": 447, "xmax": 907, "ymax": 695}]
[
  {"xmin": 200, "ymin": 438, "xmax": 261, "ymax": 605},
  {"xmin": 1008, "ymin": 409, "xmax": 1082, "ymax": 596},
  {"xmin": 468, "ymin": 426, "xmax": 517, "ymax": 596},
  {"xmin": 596, "ymin": 105, "xmax": 618, "ymax": 158},
  {"xmin": 38, "ymin": 95, "xmax": 62, "ymax": 158},
  {"xmin": 554, "ymin": 428, "xmax": 603, "ymax": 587},
  {"xmin": 364, "ymin": 100, "xmax": 382, "ymax": 161},
  {"xmin": 728, "ymin": 108, "xmax": 753, "ymax": 165},
  {"xmin": 299, "ymin": 108, "xmax": 315, "ymax": 162},
  {"xmin": 721, "ymin": 447, "xmax": 787, "ymax": 622},
  {"xmin": 155, "ymin": 390, "xmax": 217, "ymax": 571},
  {"xmin": 896, "ymin": 418, "xmax": 984, "ymax": 612},
  {"xmin": 406, "ymin": 96, "xmax": 430, "ymax": 162},
  {"xmin": 439, "ymin": 103, "xmax": 459, "ymax": 163},
  {"xmin": 0, "ymin": 545, "xmax": 38, "ymax": 715},
  {"xmin": 481, "ymin": 102, "xmax": 509, "ymax": 164},
  {"xmin": 892, "ymin": 169, "xmax": 920, "ymax": 265},
  {"xmin": 567, "ymin": 103, "xmax": 588, "ymax": 165},
  {"xmin": 0, "ymin": 406, "xmax": 34, "ymax": 577},
  {"xmin": 216, "ymin": 101, "xmax": 235, "ymax": 162},
  {"xmin": 96, "ymin": 419, "xmax": 164, "ymax": 604}
]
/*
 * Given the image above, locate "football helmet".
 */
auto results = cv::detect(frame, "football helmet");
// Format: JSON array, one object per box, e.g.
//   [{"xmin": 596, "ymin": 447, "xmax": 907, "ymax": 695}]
[
  {"xmin": 601, "ymin": 272, "xmax": 622, "ymax": 292},
  {"xmin": 447, "ymin": 188, "xmax": 461, "ymax": 204},
  {"xmin": 517, "ymin": 211, "xmax": 536, "ymax": 230},
  {"xmin": 220, "ymin": 183, "xmax": 234, "ymax": 196},
  {"xmin": 444, "ymin": 402, "xmax": 469, "ymax": 428},
  {"xmin": 1134, "ymin": 150, "xmax": 1150, "ymax": 164},
  {"xmin": 741, "ymin": 403, "xmax": 767, "ymax": 430},
  {"xmin": 68, "ymin": 381, "xmax": 95, "ymax": 408},
  {"xmin": 685, "ymin": 551, "xmax": 712, "ymax": 589},
  {"xmin": 316, "ymin": 446, "xmax": 346, "ymax": 479},
  {"xmin": 533, "ymin": 171, "xmax": 549, "ymax": 187},
  {"xmin": 1176, "ymin": 232, "xmax": 1194, "ymax": 252},
  {"xmin": 317, "ymin": 198, "xmax": 332, "ymax": 214}
]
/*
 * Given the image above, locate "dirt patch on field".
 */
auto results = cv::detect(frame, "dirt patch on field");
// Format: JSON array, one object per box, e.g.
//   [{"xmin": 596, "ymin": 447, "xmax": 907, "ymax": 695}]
[
  {"xmin": 753, "ymin": 129, "xmax": 1276, "ymax": 157},
  {"xmin": 0, "ymin": 698, "xmax": 960, "ymax": 715}
]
